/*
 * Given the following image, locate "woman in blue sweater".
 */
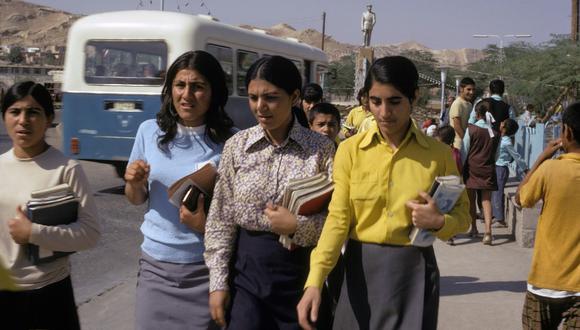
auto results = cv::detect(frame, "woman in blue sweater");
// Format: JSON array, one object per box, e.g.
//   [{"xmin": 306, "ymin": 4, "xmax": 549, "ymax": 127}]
[{"xmin": 124, "ymin": 50, "xmax": 234, "ymax": 329}]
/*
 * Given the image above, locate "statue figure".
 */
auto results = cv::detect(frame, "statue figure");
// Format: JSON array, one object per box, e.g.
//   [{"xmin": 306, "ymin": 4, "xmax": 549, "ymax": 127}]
[{"xmin": 361, "ymin": 4, "xmax": 376, "ymax": 47}]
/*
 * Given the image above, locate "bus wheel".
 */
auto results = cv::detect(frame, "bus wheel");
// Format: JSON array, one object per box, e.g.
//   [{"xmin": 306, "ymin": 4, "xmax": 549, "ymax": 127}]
[{"xmin": 113, "ymin": 161, "xmax": 128, "ymax": 179}]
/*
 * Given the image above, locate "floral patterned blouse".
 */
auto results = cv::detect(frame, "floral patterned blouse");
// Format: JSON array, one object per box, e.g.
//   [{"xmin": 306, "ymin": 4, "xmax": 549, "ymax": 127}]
[{"xmin": 204, "ymin": 119, "xmax": 335, "ymax": 292}]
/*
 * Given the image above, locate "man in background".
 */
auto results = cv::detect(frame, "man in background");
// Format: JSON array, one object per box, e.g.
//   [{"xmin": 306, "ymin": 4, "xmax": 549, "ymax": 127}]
[{"xmin": 449, "ymin": 77, "xmax": 476, "ymax": 149}]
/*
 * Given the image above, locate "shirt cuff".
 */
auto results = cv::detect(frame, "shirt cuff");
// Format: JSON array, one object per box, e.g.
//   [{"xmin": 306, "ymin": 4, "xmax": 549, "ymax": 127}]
[
  {"xmin": 209, "ymin": 267, "xmax": 230, "ymax": 292},
  {"xmin": 304, "ymin": 269, "xmax": 325, "ymax": 289},
  {"xmin": 433, "ymin": 214, "xmax": 459, "ymax": 241},
  {"xmin": 28, "ymin": 223, "xmax": 43, "ymax": 246}
]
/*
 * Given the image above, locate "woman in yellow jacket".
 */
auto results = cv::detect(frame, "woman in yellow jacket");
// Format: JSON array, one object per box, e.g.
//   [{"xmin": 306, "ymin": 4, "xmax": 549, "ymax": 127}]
[{"xmin": 298, "ymin": 56, "xmax": 470, "ymax": 330}]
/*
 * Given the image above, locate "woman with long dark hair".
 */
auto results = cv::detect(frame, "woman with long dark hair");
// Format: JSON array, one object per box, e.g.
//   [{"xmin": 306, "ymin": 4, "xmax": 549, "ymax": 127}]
[
  {"xmin": 0, "ymin": 81, "xmax": 100, "ymax": 329},
  {"xmin": 124, "ymin": 50, "xmax": 234, "ymax": 329},
  {"xmin": 204, "ymin": 56, "xmax": 335, "ymax": 329},
  {"xmin": 297, "ymin": 56, "xmax": 471, "ymax": 330}
]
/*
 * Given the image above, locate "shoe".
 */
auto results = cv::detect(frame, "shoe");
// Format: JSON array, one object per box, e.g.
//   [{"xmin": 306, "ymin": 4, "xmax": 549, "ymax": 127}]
[
  {"xmin": 492, "ymin": 221, "xmax": 507, "ymax": 228},
  {"xmin": 468, "ymin": 229, "xmax": 479, "ymax": 237},
  {"xmin": 482, "ymin": 233, "xmax": 493, "ymax": 245},
  {"xmin": 446, "ymin": 238, "xmax": 455, "ymax": 246}
]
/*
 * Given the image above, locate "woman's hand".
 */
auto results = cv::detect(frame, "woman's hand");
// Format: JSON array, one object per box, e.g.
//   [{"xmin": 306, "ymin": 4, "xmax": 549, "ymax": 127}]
[
  {"xmin": 124, "ymin": 160, "xmax": 150, "ymax": 205},
  {"xmin": 209, "ymin": 290, "xmax": 230, "ymax": 328},
  {"xmin": 179, "ymin": 194, "xmax": 206, "ymax": 233},
  {"xmin": 124, "ymin": 160, "xmax": 150, "ymax": 186},
  {"xmin": 264, "ymin": 202, "xmax": 297, "ymax": 235},
  {"xmin": 297, "ymin": 286, "xmax": 321, "ymax": 330},
  {"xmin": 8, "ymin": 206, "xmax": 32, "ymax": 244},
  {"xmin": 405, "ymin": 192, "xmax": 445, "ymax": 230}
]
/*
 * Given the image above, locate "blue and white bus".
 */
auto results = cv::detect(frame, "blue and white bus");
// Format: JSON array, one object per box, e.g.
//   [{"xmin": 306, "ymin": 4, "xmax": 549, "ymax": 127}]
[{"xmin": 61, "ymin": 10, "xmax": 328, "ymax": 176}]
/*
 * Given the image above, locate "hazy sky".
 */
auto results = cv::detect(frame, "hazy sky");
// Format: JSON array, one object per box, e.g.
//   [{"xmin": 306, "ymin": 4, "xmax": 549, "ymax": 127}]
[{"xmin": 25, "ymin": 0, "xmax": 572, "ymax": 50}]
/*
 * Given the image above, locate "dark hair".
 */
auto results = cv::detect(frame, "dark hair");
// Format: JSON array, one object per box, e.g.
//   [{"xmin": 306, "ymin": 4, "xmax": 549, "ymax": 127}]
[
  {"xmin": 460, "ymin": 77, "xmax": 475, "ymax": 88},
  {"xmin": 302, "ymin": 83, "xmax": 323, "ymax": 103},
  {"xmin": 363, "ymin": 56, "xmax": 418, "ymax": 103},
  {"xmin": 435, "ymin": 125, "xmax": 456, "ymax": 146},
  {"xmin": 475, "ymin": 99, "xmax": 491, "ymax": 118},
  {"xmin": 307, "ymin": 102, "xmax": 340, "ymax": 125},
  {"xmin": 489, "ymin": 79, "xmax": 505, "ymax": 95},
  {"xmin": 293, "ymin": 106, "xmax": 309, "ymax": 128},
  {"xmin": 1, "ymin": 81, "xmax": 54, "ymax": 120},
  {"xmin": 245, "ymin": 56, "xmax": 302, "ymax": 96},
  {"xmin": 356, "ymin": 88, "xmax": 365, "ymax": 104},
  {"xmin": 156, "ymin": 50, "xmax": 233, "ymax": 149},
  {"xmin": 562, "ymin": 102, "xmax": 580, "ymax": 145},
  {"xmin": 503, "ymin": 118, "xmax": 519, "ymax": 136}
]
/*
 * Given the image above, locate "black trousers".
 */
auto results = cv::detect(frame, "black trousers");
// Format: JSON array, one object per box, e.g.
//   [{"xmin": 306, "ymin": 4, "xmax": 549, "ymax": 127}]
[
  {"xmin": 227, "ymin": 229, "xmax": 332, "ymax": 330},
  {"xmin": 0, "ymin": 276, "xmax": 80, "ymax": 330}
]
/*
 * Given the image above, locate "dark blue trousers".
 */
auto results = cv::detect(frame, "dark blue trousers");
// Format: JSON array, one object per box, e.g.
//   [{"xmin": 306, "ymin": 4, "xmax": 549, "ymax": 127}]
[
  {"xmin": 492, "ymin": 165, "xmax": 509, "ymax": 221},
  {"xmin": 228, "ymin": 229, "xmax": 329, "ymax": 330}
]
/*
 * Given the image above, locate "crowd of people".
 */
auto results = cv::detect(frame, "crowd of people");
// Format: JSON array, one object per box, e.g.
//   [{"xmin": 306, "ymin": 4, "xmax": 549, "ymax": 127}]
[{"xmin": 0, "ymin": 51, "xmax": 578, "ymax": 330}]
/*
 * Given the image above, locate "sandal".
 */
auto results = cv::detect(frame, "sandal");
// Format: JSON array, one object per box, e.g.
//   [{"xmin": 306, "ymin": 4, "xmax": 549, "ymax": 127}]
[
  {"xmin": 482, "ymin": 233, "xmax": 493, "ymax": 245},
  {"xmin": 492, "ymin": 220, "xmax": 508, "ymax": 228}
]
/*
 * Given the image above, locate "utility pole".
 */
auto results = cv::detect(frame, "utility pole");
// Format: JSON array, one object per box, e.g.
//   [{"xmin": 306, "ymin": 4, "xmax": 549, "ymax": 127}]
[
  {"xmin": 321, "ymin": 12, "xmax": 326, "ymax": 50},
  {"xmin": 161, "ymin": 0, "xmax": 165, "ymax": 11},
  {"xmin": 573, "ymin": 0, "xmax": 579, "ymax": 42}
]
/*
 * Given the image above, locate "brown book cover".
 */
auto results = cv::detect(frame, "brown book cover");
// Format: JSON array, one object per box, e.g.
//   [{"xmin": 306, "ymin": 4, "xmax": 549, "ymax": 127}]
[{"xmin": 167, "ymin": 163, "xmax": 218, "ymax": 211}]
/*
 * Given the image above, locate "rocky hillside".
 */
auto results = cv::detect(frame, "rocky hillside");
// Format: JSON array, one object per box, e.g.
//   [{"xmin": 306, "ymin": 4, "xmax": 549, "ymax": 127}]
[
  {"xmin": 1, "ymin": 0, "xmax": 483, "ymax": 67},
  {"xmin": 0, "ymin": 0, "xmax": 80, "ymax": 48}
]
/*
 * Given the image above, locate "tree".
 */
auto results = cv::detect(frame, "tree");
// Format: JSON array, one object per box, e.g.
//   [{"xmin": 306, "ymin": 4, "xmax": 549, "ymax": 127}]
[
  {"xmin": 8, "ymin": 46, "xmax": 24, "ymax": 64},
  {"xmin": 325, "ymin": 54, "xmax": 355, "ymax": 101},
  {"xmin": 469, "ymin": 35, "xmax": 579, "ymax": 113}
]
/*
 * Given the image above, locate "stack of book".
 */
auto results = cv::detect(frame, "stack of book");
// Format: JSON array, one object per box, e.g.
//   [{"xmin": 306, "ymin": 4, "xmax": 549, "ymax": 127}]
[
  {"xmin": 26, "ymin": 183, "xmax": 79, "ymax": 264},
  {"xmin": 279, "ymin": 173, "xmax": 334, "ymax": 249},
  {"xmin": 409, "ymin": 175, "xmax": 465, "ymax": 247}
]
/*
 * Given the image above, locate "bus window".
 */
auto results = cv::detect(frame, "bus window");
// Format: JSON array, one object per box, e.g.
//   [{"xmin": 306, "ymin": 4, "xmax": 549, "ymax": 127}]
[
  {"xmin": 316, "ymin": 64, "xmax": 327, "ymax": 88},
  {"xmin": 303, "ymin": 60, "xmax": 311, "ymax": 83},
  {"xmin": 84, "ymin": 40, "xmax": 167, "ymax": 85},
  {"xmin": 290, "ymin": 59, "xmax": 305, "ymax": 84},
  {"xmin": 237, "ymin": 50, "xmax": 258, "ymax": 96},
  {"xmin": 206, "ymin": 44, "xmax": 233, "ymax": 95}
]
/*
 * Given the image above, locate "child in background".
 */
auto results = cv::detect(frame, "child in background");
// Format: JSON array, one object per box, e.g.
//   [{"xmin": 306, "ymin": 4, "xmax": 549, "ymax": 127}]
[
  {"xmin": 461, "ymin": 99, "xmax": 500, "ymax": 245},
  {"xmin": 516, "ymin": 102, "xmax": 580, "ymax": 329},
  {"xmin": 491, "ymin": 119, "xmax": 528, "ymax": 227},
  {"xmin": 435, "ymin": 125, "xmax": 462, "ymax": 174},
  {"xmin": 308, "ymin": 102, "xmax": 341, "ymax": 145},
  {"xmin": 435, "ymin": 125, "xmax": 462, "ymax": 245}
]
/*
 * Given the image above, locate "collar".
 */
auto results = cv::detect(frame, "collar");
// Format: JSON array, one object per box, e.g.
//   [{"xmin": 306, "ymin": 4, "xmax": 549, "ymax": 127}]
[
  {"xmin": 244, "ymin": 115, "xmax": 308, "ymax": 152},
  {"xmin": 491, "ymin": 94, "xmax": 503, "ymax": 101},
  {"xmin": 177, "ymin": 123, "xmax": 206, "ymax": 135},
  {"xmin": 558, "ymin": 152, "xmax": 580, "ymax": 161},
  {"xmin": 359, "ymin": 119, "xmax": 429, "ymax": 149}
]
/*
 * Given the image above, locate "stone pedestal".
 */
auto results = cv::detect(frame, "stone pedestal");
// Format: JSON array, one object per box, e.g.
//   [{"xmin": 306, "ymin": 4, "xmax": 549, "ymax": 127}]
[
  {"xmin": 504, "ymin": 185, "xmax": 540, "ymax": 248},
  {"xmin": 352, "ymin": 47, "xmax": 374, "ymax": 100}
]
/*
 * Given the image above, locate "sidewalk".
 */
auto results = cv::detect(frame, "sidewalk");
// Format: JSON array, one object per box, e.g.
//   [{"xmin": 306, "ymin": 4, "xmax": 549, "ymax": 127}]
[{"xmin": 78, "ymin": 222, "xmax": 532, "ymax": 330}]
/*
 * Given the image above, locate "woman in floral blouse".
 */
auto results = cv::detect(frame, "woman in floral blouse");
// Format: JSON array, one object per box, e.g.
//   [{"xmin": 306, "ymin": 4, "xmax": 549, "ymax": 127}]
[{"xmin": 204, "ymin": 56, "xmax": 335, "ymax": 329}]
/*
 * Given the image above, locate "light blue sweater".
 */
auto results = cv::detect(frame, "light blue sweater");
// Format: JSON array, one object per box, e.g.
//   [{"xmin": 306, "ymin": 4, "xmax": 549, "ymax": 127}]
[{"xmin": 128, "ymin": 119, "xmax": 223, "ymax": 263}]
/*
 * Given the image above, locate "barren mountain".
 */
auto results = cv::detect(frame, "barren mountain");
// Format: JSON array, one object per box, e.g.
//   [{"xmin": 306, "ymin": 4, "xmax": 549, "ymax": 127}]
[
  {"xmin": 0, "ymin": 0, "xmax": 80, "ymax": 49},
  {"xmin": 1, "ymin": 0, "xmax": 483, "ymax": 67}
]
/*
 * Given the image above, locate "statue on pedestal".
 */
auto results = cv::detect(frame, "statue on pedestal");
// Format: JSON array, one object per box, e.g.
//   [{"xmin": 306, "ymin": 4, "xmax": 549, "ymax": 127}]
[{"xmin": 361, "ymin": 5, "xmax": 376, "ymax": 47}]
